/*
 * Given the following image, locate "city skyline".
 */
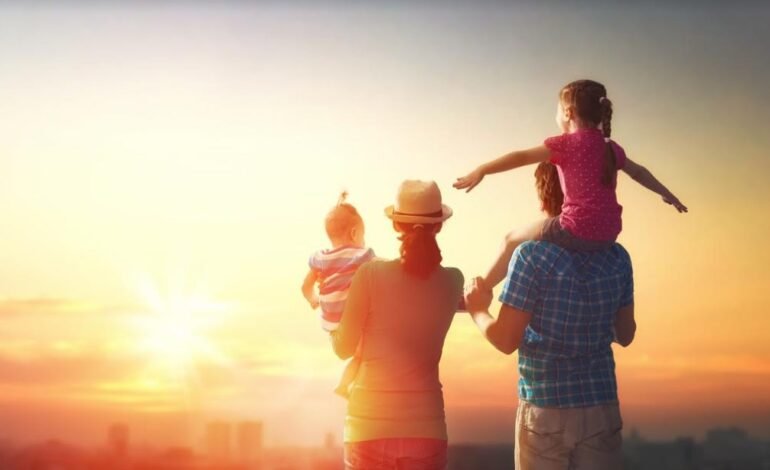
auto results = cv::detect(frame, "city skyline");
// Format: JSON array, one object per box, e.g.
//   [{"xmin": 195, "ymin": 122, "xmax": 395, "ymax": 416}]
[{"xmin": 0, "ymin": 422, "xmax": 767, "ymax": 470}]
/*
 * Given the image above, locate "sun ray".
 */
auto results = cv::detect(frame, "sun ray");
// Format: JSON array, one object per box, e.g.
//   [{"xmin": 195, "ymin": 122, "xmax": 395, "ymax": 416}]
[{"xmin": 125, "ymin": 275, "xmax": 236, "ymax": 412}]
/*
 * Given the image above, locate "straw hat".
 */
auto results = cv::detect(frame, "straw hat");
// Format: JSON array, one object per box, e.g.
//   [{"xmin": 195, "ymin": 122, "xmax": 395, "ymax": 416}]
[{"xmin": 384, "ymin": 180, "xmax": 453, "ymax": 224}]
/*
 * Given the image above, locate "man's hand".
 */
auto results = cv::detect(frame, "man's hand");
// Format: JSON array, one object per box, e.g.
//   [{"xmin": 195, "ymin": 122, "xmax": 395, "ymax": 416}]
[
  {"xmin": 453, "ymin": 168, "xmax": 485, "ymax": 193},
  {"xmin": 466, "ymin": 276, "xmax": 530, "ymax": 355},
  {"xmin": 465, "ymin": 276, "xmax": 493, "ymax": 313},
  {"xmin": 663, "ymin": 195, "xmax": 688, "ymax": 213}
]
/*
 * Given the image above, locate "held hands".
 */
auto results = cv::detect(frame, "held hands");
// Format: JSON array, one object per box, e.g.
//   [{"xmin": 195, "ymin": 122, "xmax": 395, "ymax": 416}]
[
  {"xmin": 453, "ymin": 168, "xmax": 485, "ymax": 192},
  {"xmin": 663, "ymin": 195, "xmax": 688, "ymax": 213},
  {"xmin": 464, "ymin": 277, "xmax": 493, "ymax": 313}
]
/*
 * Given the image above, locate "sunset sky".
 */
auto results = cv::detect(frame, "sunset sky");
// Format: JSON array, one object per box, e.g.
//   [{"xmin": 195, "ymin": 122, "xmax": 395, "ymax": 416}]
[{"xmin": 1, "ymin": 1, "xmax": 769, "ymax": 449}]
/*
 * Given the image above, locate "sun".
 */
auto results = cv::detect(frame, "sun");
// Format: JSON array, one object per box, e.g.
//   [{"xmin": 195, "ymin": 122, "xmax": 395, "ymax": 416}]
[{"xmin": 130, "ymin": 280, "xmax": 232, "ymax": 381}]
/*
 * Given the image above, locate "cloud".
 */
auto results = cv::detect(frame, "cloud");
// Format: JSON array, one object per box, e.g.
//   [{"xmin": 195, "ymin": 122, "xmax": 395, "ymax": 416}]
[
  {"xmin": 620, "ymin": 352, "xmax": 770, "ymax": 377},
  {"xmin": 0, "ymin": 298, "xmax": 101, "ymax": 316},
  {"xmin": 0, "ymin": 353, "xmax": 139, "ymax": 386}
]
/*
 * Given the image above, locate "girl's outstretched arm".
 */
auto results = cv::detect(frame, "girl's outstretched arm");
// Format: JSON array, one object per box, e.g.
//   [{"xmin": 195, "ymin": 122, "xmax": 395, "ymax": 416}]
[
  {"xmin": 454, "ymin": 145, "xmax": 551, "ymax": 192},
  {"xmin": 622, "ymin": 157, "xmax": 688, "ymax": 213}
]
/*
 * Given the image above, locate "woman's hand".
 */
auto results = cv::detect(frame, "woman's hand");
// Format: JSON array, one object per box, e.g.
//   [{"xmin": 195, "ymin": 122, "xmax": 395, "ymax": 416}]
[
  {"xmin": 465, "ymin": 277, "xmax": 493, "ymax": 313},
  {"xmin": 453, "ymin": 168, "xmax": 485, "ymax": 192}
]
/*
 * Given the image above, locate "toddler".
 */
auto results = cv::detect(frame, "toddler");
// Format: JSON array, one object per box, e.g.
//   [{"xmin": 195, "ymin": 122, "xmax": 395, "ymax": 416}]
[{"xmin": 302, "ymin": 192, "xmax": 375, "ymax": 396}]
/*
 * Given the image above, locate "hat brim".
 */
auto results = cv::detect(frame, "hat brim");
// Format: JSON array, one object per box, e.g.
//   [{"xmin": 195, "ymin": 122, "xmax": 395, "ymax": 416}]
[{"xmin": 384, "ymin": 205, "xmax": 453, "ymax": 224}]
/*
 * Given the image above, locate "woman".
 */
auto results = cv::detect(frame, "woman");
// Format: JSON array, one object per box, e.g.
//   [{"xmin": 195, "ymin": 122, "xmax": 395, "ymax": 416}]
[{"xmin": 330, "ymin": 179, "xmax": 464, "ymax": 470}]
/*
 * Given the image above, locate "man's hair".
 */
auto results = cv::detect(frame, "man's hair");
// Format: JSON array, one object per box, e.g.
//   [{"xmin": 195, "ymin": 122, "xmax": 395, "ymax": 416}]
[
  {"xmin": 535, "ymin": 162, "xmax": 563, "ymax": 218},
  {"xmin": 325, "ymin": 191, "xmax": 363, "ymax": 241}
]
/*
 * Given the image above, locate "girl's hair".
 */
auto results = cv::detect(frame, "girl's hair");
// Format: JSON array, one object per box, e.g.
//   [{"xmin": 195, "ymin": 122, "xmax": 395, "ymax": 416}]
[
  {"xmin": 325, "ymin": 191, "xmax": 363, "ymax": 241},
  {"xmin": 395, "ymin": 222, "xmax": 442, "ymax": 279},
  {"xmin": 559, "ymin": 79, "xmax": 617, "ymax": 186},
  {"xmin": 534, "ymin": 162, "xmax": 563, "ymax": 217}
]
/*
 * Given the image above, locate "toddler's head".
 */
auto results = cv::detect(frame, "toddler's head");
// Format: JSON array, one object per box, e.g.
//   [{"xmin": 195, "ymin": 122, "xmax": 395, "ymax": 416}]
[
  {"xmin": 325, "ymin": 191, "xmax": 365, "ymax": 248},
  {"xmin": 556, "ymin": 79, "xmax": 618, "ymax": 186}
]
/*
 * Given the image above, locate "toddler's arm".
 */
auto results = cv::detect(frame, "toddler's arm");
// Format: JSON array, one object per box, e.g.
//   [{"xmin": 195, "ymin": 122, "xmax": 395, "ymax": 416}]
[
  {"xmin": 301, "ymin": 269, "xmax": 320, "ymax": 309},
  {"xmin": 454, "ymin": 145, "xmax": 551, "ymax": 192},
  {"xmin": 622, "ymin": 157, "xmax": 688, "ymax": 213}
]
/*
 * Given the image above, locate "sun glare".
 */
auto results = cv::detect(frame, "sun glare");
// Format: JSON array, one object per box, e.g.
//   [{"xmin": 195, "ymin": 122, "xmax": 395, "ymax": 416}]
[{"xmin": 131, "ymin": 280, "xmax": 233, "ymax": 381}]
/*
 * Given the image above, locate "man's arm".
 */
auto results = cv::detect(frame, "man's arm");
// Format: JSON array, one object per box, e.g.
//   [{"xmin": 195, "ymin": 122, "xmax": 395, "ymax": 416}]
[
  {"xmin": 614, "ymin": 303, "xmax": 636, "ymax": 347},
  {"xmin": 301, "ymin": 269, "xmax": 319, "ymax": 309},
  {"xmin": 622, "ymin": 157, "xmax": 688, "ymax": 213},
  {"xmin": 466, "ymin": 278, "xmax": 532, "ymax": 355}
]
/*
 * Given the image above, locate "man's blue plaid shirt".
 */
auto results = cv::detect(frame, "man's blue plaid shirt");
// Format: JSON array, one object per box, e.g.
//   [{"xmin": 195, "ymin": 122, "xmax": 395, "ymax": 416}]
[{"xmin": 500, "ymin": 241, "xmax": 634, "ymax": 408}]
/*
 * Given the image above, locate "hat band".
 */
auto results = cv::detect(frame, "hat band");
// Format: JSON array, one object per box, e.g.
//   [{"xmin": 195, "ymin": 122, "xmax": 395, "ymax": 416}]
[{"xmin": 393, "ymin": 209, "xmax": 444, "ymax": 218}]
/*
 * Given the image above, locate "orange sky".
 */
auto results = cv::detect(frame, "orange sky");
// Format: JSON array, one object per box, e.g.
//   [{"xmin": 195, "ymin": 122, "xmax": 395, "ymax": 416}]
[{"xmin": 0, "ymin": 2, "xmax": 769, "ymax": 448}]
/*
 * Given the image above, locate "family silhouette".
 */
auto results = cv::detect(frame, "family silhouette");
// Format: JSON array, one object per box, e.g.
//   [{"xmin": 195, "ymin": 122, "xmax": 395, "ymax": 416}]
[{"xmin": 303, "ymin": 79, "xmax": 687, "ymax": 470}]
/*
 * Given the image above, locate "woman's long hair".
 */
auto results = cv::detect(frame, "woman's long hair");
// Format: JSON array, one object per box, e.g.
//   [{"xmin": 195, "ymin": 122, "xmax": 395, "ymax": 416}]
[{"xmin": 395, "ymin": 222, "xmax": 442, "ymax": 279}]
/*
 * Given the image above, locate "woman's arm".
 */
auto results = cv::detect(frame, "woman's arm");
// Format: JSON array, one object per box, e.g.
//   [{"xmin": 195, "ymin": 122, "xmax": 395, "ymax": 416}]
[
  {"xmin": 329, "ymin": 265, "xmax": 371, "ymax": 359},
  {"xmin": 301, "ymin": 269, "xmax": 319, "ymax": 309},
  {"xmin": 622, "ymin": 157, "xmax": 688, "ymax": 213},
  {"xmin": 454, "ymin": 145, "xmax": 552, "ymax": 192},
  {"xmin": 466, "ymin": 278, "xmax": 532, "ymax": 355}
]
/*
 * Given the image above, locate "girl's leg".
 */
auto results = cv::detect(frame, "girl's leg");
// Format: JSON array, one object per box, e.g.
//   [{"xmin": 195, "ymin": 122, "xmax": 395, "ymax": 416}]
[{"xmin": 481, "ymin": 219, "xmax": 546, "ymax": 290}]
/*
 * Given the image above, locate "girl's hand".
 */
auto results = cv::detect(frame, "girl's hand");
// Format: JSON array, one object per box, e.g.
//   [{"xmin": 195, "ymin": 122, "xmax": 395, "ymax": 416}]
[
  {"xmin": 453, "ymin": 168, "xmax": 485, "ymax": 192},
  {"xmin": 663, "ymin": 195, "xmax": 688, "ymax": 213}
]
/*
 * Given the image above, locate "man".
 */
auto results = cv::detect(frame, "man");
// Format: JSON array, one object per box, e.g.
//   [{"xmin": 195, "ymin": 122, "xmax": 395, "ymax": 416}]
[{"xmin": 465, "ymin": 164, "xmax": 636, "ymax": 470}]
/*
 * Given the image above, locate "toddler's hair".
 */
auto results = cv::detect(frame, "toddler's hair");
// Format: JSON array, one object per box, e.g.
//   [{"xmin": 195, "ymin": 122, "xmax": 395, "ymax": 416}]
[
  {"xmin": 325, "ymin": 191, "xmax": 363, "ymax": 241},
  {"xmin": 559, "ymin": 79, "xmax": 617, "ymax": 186}
]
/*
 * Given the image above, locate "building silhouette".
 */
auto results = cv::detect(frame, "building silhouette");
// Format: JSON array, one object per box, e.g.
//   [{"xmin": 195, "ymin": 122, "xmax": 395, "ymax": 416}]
[
  {"xmin": 323, "ymin": 432, "xmax": 335, "ymax": 452},
  {"xmin": 237, "ymin": 421, "xmax": 263, "ymax": 463},
  {"xmin": 205, "ymin": 421, "xmax": 232, "ymax": 462},
  {"xmin": 108, "ymin": 423, "xmax": 130, "ymax": 457}
]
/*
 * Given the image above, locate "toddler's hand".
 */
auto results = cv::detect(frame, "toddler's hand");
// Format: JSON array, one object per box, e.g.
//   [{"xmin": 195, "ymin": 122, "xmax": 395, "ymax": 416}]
[
  {"xmin": 663, "ymin": 196, "xmax": 688, "ymax": 213},
  {"xmin": 308, "ymin": 296, "xmax": 320, "ymax": 310},
  {"xmin": 453, "ymin": 168, "xmax": 485, "ymax": 192}
]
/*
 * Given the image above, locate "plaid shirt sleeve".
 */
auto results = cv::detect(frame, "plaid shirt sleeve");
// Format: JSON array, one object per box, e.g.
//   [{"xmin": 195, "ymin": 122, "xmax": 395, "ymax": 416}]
[
  {"xmin": 499, "ymin": 242, "xmax": 541, "ymax": 314},
  {"xmin": 620, "ymin": 247, "xmax": 634, "ymax": 307}
]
